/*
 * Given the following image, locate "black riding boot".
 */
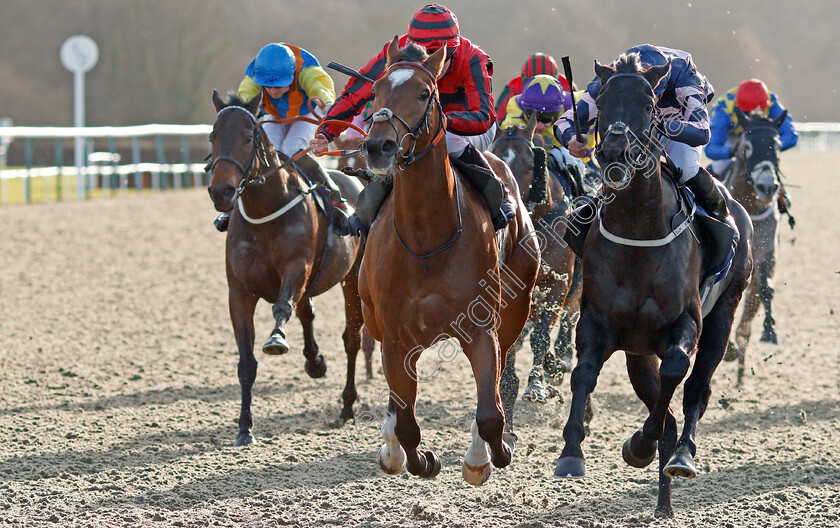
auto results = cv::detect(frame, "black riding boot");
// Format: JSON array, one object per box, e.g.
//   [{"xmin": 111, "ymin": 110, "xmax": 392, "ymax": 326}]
[
  {"xmin": 452, "ymin": 144, "xmax": 516, "ymax": 230},
  {"xmin": 345, "ymin": 179, "xmax": 393, "ymax": 238},
  {"xmin": 295, "ymin": 152, "xmax": 354, "ymax": 233},
  {"xmin": 685, "ymin": 166, "xmax": 729, "ymax": 222}
]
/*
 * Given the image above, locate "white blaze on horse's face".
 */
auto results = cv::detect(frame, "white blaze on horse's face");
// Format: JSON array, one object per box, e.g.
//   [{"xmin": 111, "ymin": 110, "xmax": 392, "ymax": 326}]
[
  {"xmin": 501, "ymin": 148, "xmax": 516, "ymax": 167},
  {"xmin": 388, "ymin": 68, "xmax": 415, "ymax": 89}
]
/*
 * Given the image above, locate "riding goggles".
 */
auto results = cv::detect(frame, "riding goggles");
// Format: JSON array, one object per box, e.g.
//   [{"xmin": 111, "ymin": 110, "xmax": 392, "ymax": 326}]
[{"xmin": 523, "ymin": 109, "xmax": 561, "ymax": 125}]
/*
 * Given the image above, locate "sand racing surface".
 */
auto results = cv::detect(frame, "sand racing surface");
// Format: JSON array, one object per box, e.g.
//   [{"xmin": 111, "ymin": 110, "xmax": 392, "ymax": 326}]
[{"xmin": 1, "ymin": 151, "xmax": 838, "ymax": 527}]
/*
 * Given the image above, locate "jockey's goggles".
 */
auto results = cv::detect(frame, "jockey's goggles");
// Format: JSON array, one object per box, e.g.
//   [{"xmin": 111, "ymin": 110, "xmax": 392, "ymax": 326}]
[{"xmin": 523, "ymin": 109, "xmax": 561, "ymax": 124}]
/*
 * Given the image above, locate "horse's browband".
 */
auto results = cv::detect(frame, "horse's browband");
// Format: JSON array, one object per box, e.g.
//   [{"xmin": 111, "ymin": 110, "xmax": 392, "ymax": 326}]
[
  {"xmin": 388, "ymin": 61, "xmax": 437, "ymax": 84},
  {"xmin": 605, "ymin": 73, "xmax": 655, "ymax": 96},
  {"xmin": 217, "ymin": 105, "xmax": 259, "ymax": 124}
]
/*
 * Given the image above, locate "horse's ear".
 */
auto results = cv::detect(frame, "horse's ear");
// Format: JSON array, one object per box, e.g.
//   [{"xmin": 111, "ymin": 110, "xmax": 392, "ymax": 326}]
[
  {"xmin": 733, "ymin": 107, "xmax": 749, "ymax": 129},
  {"xmin": 773, "ymin": 109, "xmax": 789, "ymax": 130},
  {"xmin": 594, "ymin": 60, "xmax": 614, "ymax": 86},
  {"xmin": 386, "ymin": 35, "xmax": 400, "ymax": 68},
  {"xmin": 643, "ymin": 60, "xmax": 671, "ymax": 93},
  {"xmin": 524, "ymin": 112, "xmax": 537, "ymax": 140},
  {"xmin": 212, "ymin": 89, "xmax": 226, "ymax": 112},
  {"xmin": 245, "ymin": 92, "xmax": 261, "ymax": 115},
  {"xmin": 425, "ymin": 44, "xmax": 448, "ymax": 79}
]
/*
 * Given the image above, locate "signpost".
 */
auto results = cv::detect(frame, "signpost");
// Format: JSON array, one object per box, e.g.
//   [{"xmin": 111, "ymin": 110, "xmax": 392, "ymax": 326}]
[{"xmin": 60, "ymin": 35, "xmax": 99, "ymax": 199}]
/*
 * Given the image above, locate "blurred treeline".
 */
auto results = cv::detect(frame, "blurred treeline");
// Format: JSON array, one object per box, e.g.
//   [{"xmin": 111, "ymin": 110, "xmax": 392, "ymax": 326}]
[{"xmin": 1, "ymin": 0, "xmax": 837, "ymax": 127}]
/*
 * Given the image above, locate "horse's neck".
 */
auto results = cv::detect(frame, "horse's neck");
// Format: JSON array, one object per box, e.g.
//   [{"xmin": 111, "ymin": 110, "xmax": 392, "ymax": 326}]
[
  {"xmin": 601, "ymin": 165, "xmax": 674, "ymax": 238},
  {"xmin": 239, "ymin": 154, "xmax": 293, "ymax": 215},
  {"xmin": 393, "ymin": 144, "xmax": 460, "ymax": 251}
]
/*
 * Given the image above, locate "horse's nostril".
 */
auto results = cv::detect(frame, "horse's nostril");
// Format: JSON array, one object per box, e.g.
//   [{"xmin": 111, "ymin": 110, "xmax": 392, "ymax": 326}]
[{"xmin": 380, "ymin": 139, "xmax": 398, "ymax": 158}]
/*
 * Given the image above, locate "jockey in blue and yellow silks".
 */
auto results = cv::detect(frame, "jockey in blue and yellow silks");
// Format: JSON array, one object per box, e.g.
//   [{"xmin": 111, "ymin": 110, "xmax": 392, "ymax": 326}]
[
  {"xmin": 705, "ymin": 79, "xmax": 798, "ymax": 176},
  {"xmin": 213, "ymin": 42, "xmax": 350, "ymax": 234},
  {"xmin": 500, "ymin": 75, "xmax": 592, "ymax": 197}
]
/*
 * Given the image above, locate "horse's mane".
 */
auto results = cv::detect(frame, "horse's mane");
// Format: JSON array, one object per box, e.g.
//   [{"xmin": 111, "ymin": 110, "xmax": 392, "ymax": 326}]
[{"xmin": 613, "ymin": 52, "xmax": 643, "ymax": 74}]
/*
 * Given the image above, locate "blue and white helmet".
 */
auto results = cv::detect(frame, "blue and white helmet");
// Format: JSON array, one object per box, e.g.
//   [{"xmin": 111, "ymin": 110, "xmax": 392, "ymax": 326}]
[{"xmin": 252, "ymin": 43, "xmax": 295, "ymax": 87}]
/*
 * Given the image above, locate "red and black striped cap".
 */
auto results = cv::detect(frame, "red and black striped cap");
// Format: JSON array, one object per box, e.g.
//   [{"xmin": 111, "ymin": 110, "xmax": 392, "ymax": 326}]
[
  {"xmin": 407, "ymin": 4, "xmax": 460, "ymax": 51},
  {"xmin": 521, "ymin": 53, "xmax": 559, "ymax": 81}
]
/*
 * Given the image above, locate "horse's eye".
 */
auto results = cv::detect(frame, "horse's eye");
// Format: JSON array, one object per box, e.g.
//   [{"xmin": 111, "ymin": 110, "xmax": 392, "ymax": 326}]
[
  {"xmin": 645, "ymin": 104, "xmax": 653, "ymax": 113},
  {"xmin": 419, "ymin": 89, "xmax": 430, "ymax": 101}
]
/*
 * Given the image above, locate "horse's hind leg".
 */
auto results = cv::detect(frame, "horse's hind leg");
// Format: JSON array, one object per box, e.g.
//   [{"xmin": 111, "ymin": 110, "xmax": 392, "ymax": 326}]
[
  {"xmin": 229, "ymin": 282, "xmax": 260, "ymax": 446},
  {"xmin": 499, "ymin": 342, "xmax": 519, "ymax": 434},
  {"xmin": 757, "ymin": 257, "xmax": 778, "ymax": 344},
  {"xmin": 624, "ymin": 354, "xmax": 677, "ymax": 518},
  {"xmin": 295, "ymin": 297, "xmax": 327, "ymax": 379},
  {"xmin": 523, "ymin": 308, "xmax": 557, "ymax": 403},
  {"xmin": 555, "ymin": 309, "xmax": 610, "ymax": 478},
  {"xmin": 362, "ymin": 327, "xmax": 377, "ymax": 379},
  {"xmin": 380, "ymin": 342, "xmax": 440, "ymax": 479}
]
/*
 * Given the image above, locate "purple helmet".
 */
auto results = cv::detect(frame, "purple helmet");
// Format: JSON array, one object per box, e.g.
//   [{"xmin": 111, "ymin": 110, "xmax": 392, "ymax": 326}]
[{"xmin": 518, "ymin": 75, "xmax": 566, "ymax": 112}]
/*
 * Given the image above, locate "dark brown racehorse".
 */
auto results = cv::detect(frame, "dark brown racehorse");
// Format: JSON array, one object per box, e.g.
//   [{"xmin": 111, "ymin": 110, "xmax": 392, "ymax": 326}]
[
  {"xmin": 359, "ymin": 39, "xmax": 539, "ymax": 485},
  {"xmin": 207, "ymin": 91, "xmax": 366, "ymax": 446},
  {"xmin": 491, "ymin": 121, "xmax": 581, "ymax": 403},
  {"xmin": 552, "ymin": 54, "xmax": 753, "ymax": 517},
  {"xmin": 723, "ymin": 109, "xmax": 788, "ymax": 385}
]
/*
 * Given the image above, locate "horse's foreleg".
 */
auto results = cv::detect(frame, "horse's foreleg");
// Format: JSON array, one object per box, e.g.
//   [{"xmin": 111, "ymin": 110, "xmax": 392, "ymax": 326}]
[
  {"xmin": 523, "ymin": 306, "xmax": 560, "ymax": 403},
  {"xmin": 624, "ymin": 354, "xmax": 677, "ymax": 518},
  {"xmin": 338, "ymin": 273, "xmax": 365, "ymax": 420},
  {"xmin": 295, "ymin": 297, "xmax": 326, "ymax": 379},
  {"xmin": 729, "ymin": 274, "xmax": 759, "ymax": 386},
  {"xmin": 362, "ymin": 328, "xmax": 377, "ymax": 379},
  {"xmin": 757, "ymin": 257, "xmax": 778, "ymax": 344},
  {"xmin": 555, "ymin": 308, "xmax": 610, "ymax": 478},
  {"xmin": 551, "ymin": 308, "xmax": 577, "ymax": 380},
  {"xmin": 230, "ymin": 283, "xmax": 259, "ymax": 446},
  {"xmin": 264, "ymin": 266, "xmax": 306, "ymax": 357},
  {"xmin": 499, "ymin": 342, "xmax": 519, "ymax": 434},
  {"xmin": 632, "ymin": 312, "xmax": 698, "ymax": 479},
  {"xmin": 668, "ymin": 297, "xmax": 739, "ymax": 480},
  {"xmin": 462, "ymin": 331, "xmax": 513, "ymax": 484},
  {"xmin": 381, "ymin": 343, "xmax": 440, "ymax": 479}
]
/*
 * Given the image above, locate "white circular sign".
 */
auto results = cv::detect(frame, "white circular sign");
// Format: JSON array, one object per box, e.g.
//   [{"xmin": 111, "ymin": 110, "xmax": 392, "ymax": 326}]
[{"xmin": 60, "ymin": 35, "xmax": 99, "ymax": 73}]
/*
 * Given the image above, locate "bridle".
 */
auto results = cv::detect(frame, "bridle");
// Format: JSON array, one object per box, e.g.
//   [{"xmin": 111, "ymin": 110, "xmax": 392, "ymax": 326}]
[
  {"xmin": 368, "ymin": 61, "xmax": 446, "ymax": 168},
  {"xmin": 207, "ymin": 106, "xmax": 276, "ymax": 196},
  {"xmin": 733, "ymin": 123, "xmax": 780, "ymax": 190}
]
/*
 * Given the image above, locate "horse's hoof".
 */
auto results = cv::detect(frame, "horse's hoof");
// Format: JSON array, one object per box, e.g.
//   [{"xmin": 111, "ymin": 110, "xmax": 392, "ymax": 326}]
[
  {"xmin": 463, "ymin": 459, "xmax": 492, "ymax": 486},
  {"xmin": 339, "ymin": 406, "xmax": 354, "ymax": 422},
  {"xmin": 654, "ymin": 505, "xmax": 675, "ymax": 519},
  {"xmin": 622, "ymin": 431, "xmax": 657, "ymax": 468},
  {"xmin": 663, "ymin": 451, "xmax": 697, "ymax": 479},
  {"xmin": 419, "ymin": 450, "xmax": 442, "ymax": 479},
  {"xmin": 554, "ymin": 456, "xmax": 586, "ymax": 478},
  {"xmin": 262, "ymin": 334, "xmax": 290, "ymax": 355},
  {"xmin": 723, "ymin": 341, "xmax": 739, "ymax": 362},
  {"xmin": 377, "ymin": 443, "xmax": 406, "ymax": 475},
  {"xmin": 233, "ymin": 432, "xmax": 257, "ymax": 447},
  {"xmin": 522, "ymin": 380, "xmax": 547, "ymax": 403},
  {"xmin": 760, "ymin": 330, "xmax": 778, "ymax": 344},
  {"xmin": 305, "ymin": 355, "xmax": 327, "ymax": 378}
]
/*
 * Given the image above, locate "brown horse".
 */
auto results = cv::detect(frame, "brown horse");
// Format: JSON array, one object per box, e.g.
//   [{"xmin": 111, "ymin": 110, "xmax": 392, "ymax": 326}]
[
  {"xmin": 490, "ymin": 121, "xmax": 581, "ymax": 403},
  {"xmin": 553, "ymin": 54, "xmax": 753, "ymax": 517},
  {"xmin": 723, "ymin": 109, "xmax": 788, "ymax": 386},
  {"xmin": 359, "ymin": 39, "xmax": 539, "ymax": 485},
  {"xmin": 207, "ymin": 91, "xmax": 366, "ymax": 446}
]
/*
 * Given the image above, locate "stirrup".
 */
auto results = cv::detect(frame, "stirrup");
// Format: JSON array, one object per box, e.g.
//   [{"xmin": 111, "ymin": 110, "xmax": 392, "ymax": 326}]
[{"xmin": 492, "ymin": 199, "xmax": 516, "ymax": 230}]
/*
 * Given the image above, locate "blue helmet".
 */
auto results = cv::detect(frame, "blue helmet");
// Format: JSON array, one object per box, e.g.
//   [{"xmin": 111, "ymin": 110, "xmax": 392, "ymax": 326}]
[{"xmin": 252, "ymin": 43, "xmax": 295, "ymax": 87}]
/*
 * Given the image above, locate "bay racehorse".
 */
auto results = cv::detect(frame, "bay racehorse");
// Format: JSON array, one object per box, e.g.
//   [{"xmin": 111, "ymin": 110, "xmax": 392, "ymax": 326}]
[
  {"xmin": 207, "ymin": 91, "xmax": 366, "ymax": 446},
  {"xmin": 552, "ymin": 54, "xmax": 753, "ymax": 517},
  {"xmin": 722, "ymin": 108, "xmax": 788, "ymax": 385},
  {"xmin": 360, "ymin": 39, "xmax": 539, "ymax": 485},
  {"xmin": 490, "ymin": 120, "xmax": 581, "ymax": 403}
]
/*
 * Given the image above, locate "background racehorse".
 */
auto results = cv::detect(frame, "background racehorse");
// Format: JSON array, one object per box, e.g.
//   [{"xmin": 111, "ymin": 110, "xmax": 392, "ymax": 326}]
[
  {"xmin": 491, "ymin": 120, "xmax": 581, "ymax": 403},
  {"xmin": 723, "ymin": 109, "xmax": 788, "ymax": 386},
  {"xmin": 553, "ymin": 54, "xmax": 753, "ymax": 518},
  {"xmin": 359, "ymin": 40, "xmax": 538, "ymax": 485},
  {"xmin": 207, "ymin": 91, "xmax": 366, "ymax": 446}
]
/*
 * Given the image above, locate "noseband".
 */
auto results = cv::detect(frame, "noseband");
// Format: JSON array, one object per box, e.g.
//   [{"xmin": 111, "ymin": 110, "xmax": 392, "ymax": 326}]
[
  {"xmin": 369, "ymin": 61, "xmax": 445, "ymax": 167},
  {"xmin": 208, "ymin": 106, "xmax": 274, "ymax": 194}
]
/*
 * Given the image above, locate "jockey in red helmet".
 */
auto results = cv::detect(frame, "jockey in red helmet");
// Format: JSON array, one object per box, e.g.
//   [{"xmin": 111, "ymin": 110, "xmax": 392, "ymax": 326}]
[
  {"xmin": 311, "ymin": 4, "xmax": 515, "ymax": 237},
  {"xmin": 495, "ymin": 53, "xmax": 575, "ymax": 124}
]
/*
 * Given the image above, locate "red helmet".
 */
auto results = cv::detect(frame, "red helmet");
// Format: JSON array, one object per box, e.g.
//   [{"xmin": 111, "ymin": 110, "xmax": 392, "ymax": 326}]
[
  {"xmin": 735, "ymin": 78, "xmax": 771, "ymax": 112},
  {"xmin": 521, "ymin": 53, "xmax": 558, "ymax": 82},
  {"xmin": 407, "ymin": 4, "xmax": 460, "ymax": 52}
]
